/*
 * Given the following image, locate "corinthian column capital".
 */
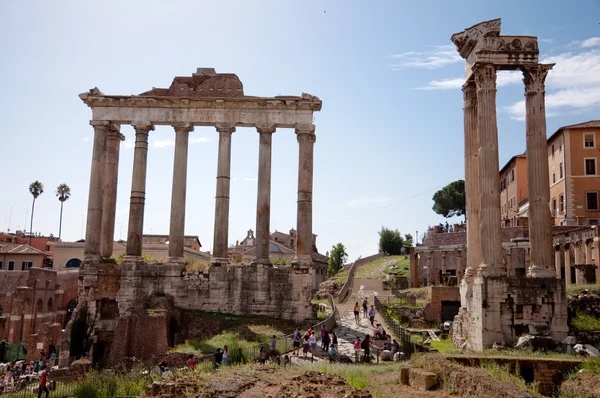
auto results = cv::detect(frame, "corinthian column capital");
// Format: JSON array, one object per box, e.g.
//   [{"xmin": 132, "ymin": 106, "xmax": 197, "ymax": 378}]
[
  {"xmin": 462, "ymin": 81, "xmax": 477, "ymax": 107},
  {"xmin": 256, "ymin": 124, "xmax": 276, "ymax": 134},
  {"xmin": 473, "ymin": 64, "xmax": 497, "ymax": 91},
  {"xmin": 216, "ymin": 123, "xmax": 236, "ymax": 134},
  {"xmin": 172, "ymin": 122, "xmax": 194, "ymax": 134},
  {"xmin": 131, "ymin": 121, "xmax": 155, "ymax": 134},
  {"xmin": 522, "ymin": 63, "xmax": 554, "ymax": 95}
]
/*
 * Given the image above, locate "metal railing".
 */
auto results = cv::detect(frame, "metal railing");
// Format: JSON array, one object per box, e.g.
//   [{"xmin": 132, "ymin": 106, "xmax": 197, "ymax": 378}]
[{"xmin": 374, "ymin": 297, "xmax": 415, "ymax": 357}]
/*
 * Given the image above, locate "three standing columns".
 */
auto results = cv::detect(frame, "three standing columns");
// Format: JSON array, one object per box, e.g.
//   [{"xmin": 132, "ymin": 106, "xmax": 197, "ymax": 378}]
[
  {"xmin": 294, "ymin": 124, "xmax": 316, "ymax": 267},
  {"xmin": 524, "ymin": 64, "xmax": 556, "ymax": 278},
  {"xmin": 84, "ymin": 121, "xmax": 110, "ymax": 261},
  {"xmin": 211, "ymin": 123, "xmax": 235, "ymax": 264},
  {"xmin": 474, "ymin": 64, "xmax": 504, "ymax": 277},
  {"xmin": 100, "ymin": 127, "xmax": 125, "ymax": 258},
  {"xmin": 168, "ymin": 123, "xmax": 194, "ymax": 261},
  {"xmin": 126, "ymin": 122, "xmax": 154, "ymax": 257},
  {"xmin": 253, "ymin": 125, "xmax": 276, "ymax": 265}
]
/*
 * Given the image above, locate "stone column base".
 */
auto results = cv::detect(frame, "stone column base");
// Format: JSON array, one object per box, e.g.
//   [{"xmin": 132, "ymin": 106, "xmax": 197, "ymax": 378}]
[
  {"xmin": 210, "ymin": 257, "xmax": 230, "ymax": 266},
  {"xmin": 456, "ymin": 276, "xmax": 568, "ymax": 351},
  {"xmin": 167, "ymin": 257, "xmax": 185, "ymax": 266},
  {"xmin": 83, "ymin": 254, "xmax": 100, "ymax": 269},
  {"xmin": 251, "ymin": 258, "xmax": 272, "ymax": 267},
  {"xmin": 122, "ymin": 255, "xmax": 144, "ymax": 265}
]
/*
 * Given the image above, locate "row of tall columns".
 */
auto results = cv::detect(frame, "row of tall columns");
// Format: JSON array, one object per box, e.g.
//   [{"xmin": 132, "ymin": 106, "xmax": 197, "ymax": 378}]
[
  {"xmin": 462, "ymin": 63, "xmax": 554, "ymax": 281},
  {"xmin": 523, "ymin": 64, "xmax": 555, "ymax": 278},
  {"xmin": 84, "ymin": 120, "xmax": 316, "ymax": 268}
]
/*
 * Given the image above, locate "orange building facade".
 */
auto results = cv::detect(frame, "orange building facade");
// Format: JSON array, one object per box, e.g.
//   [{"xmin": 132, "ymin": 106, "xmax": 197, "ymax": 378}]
[{"xmin": 500, "ymin": 154, "xmax": 528, "ymax": 227}]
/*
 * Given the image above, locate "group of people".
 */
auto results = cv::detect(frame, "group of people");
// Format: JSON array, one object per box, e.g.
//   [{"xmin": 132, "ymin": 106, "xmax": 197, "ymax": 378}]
[
  {"xmin": 0, "ymin": 359, "xmax": 51, "ymax": 398},
  {"xmin": 353, "ymin": 298, "xmax": 376, "ymax": 326},
  {"xmin": 292, "ymin": 326, "xmax": 339, "ymax": 362}
]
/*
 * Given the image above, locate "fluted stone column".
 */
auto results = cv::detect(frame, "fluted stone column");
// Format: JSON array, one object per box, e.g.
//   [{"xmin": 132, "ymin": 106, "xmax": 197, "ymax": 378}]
[
  {"xmin": 126, "ymin": 122, "xmax": 154, "ymax": 257},
  {"xmin": 168, "ymin": 123, "xmax": 194, "ymax": 261},
  {"xmin": 426, "ymin": 252, "xmax": 433, "ymax": 286},
  {"xmin": 294, "ymin": 124, "xmax": 316, "ymax": 267},
  {"xmin": 100, "ymin": 126, "xmax": 124, "ymax": 258},
  {"xmin": 441, "ymin": 252, "xmax": 448, "ymax": 285},
  {"xmin": 474, "ymin": 64, "xmax": 504, "ymax": 277},
  {"xmin": 585, "ymin": 240, "xmax": 592, "ymax": 264},
  {"xmin": 555, "ymin": 248, "xmax": 562, "ymax": 279},
  {"xmin": 564, "ymin": 245, "xmax": 572, "ymax": 286},
  {"xmin": 253, "ymin": 125, "xmax": 276, "ymax": 265},
  {"xmin": 594, "ymin": 237, "xmax": 600, "ymax": 284},
  {"xmin": 524, "ymin": 64, "xmax": 556, "ymax": 278},
  {"xmin": 212, "ymin": 123, "xmax": 235, "ymax": 265},
  {"xmin": 574, "ymin": 242, "xmax": 582, "ymax": 284},
  {"xmin": 456, "ymin": 250, "xmax": 464, "ymax": 284},
  {"xmin": 462, "ymin": 82, "xmax": 481, "ymax": 280},
  {"xmin": 84, "ymin": 121, "xmax": 109, "ymax": 261}
]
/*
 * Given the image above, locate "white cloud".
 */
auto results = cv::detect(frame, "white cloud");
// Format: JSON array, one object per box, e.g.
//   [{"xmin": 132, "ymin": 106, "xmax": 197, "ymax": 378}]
[
  {"xmin": 347, "ymin": 195, "xmax": 391, "ymax": 209},
  {"xmin": 416, "ymin": 71, "xmax": 522, "ymax": 90},
  {"xmin": 82, "ymin": 136, "xmax": 90, "ymax": 142},
  {"xmin": 123, "ymin": 140, "xmax": 134, "ymax": 149},
  {"xmin": 505, "ymin": 47, "xmax": 600, "ymax": 120},
  {"xmin": 152, "ymin": 139, "xmax": 175, "ymax": 148},
  {"xmin": 243, "ymin": 177, "xmax": 257, "ymax": 182},
  {"xmin": 389, "ymin": 45, "xmax": 462, "ymax": 69},
  {"xmin": 190, "ymin": 137, "xmax": 212, "ymax": 144},
  {"xmin": 581, "ymin": 37, "xmax": 600, "ymax": 48}
]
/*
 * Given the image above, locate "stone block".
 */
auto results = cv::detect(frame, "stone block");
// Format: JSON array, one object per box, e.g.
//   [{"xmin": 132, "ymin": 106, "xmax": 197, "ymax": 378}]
[
  {"xmin": 408, "ymin": 368, "xmax": 437, "ymax": 391},
  {"xmin": 399, "ymin": 366, "xmax": 410, "ymax": 385}
]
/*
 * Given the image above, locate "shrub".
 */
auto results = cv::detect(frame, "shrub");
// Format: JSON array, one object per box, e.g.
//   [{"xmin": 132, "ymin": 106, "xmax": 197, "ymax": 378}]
[
  {"xmin": 571, "ymin": 313, "xmax": 600, "ymax": 331},
  {"xmin": 69, "ymin": 302, "xmax": 95, "ymax": 359}
]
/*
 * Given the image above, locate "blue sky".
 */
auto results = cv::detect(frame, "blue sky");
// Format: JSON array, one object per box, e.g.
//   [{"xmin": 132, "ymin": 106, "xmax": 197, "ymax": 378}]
[{"xmin": 1, "ymin": 1, "xmax": 599, "ymax": 261}]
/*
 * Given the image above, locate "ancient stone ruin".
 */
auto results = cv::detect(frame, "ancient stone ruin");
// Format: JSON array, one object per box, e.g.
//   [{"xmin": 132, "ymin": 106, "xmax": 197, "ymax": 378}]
[
  {"xmin": 450, "ymin": 19, "xmax": 568, "ymax": 350},
  {"xmin": 76, "ymin": 68, "xmax": 322, "ymax": 365}
]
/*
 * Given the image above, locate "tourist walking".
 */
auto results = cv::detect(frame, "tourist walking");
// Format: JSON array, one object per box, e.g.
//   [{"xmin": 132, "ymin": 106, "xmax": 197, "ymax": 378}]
[
  {"xmin": 353, "ymin": 302, "xmax": 360, "ymax": 324},
  {"xmin": 309, "ymin": 333, "xmax": 317, "ymax": 360},
  {"xmin": 213, "ymin": 348, "xmax": 223, "ymax": 370},
  {"xmin": 322, "ymin": 331, "xmax": 331, "ymax": 353},
  {"xmin": 293, "ymin": 327, "xmax": 302, "ymax": 355},
  {"xmin": 331, "ymin": 331, "xmax": 338, "ymax": 353},
  {"xmin": 222, "ymin": 345, "xmax": 228, "ymax": 366},
  {"xmin": 368, "ymin": 305, "xmax": 376, "ymax": 326},
  {"xmin": 353, "ymin": 337, "xmax": 361, "ymax": 362},
  {"xmin": 362, "ymin": 335, "xmax": 371, "ymax": 362},
  {"xmin": 302, "ymin": 334, "xmax": 310, "ymax": 357},
  {"xmin": 187, "ymin": 354, "xmax": 197, "ymax": 369},
  {"xmin": 258, "ymin": 347, "xmax": 267, "ymax": 364},
  {"xmin": 37, "ymin": 369, "xmax": 49, "ymax": 398},
  {"xmin": 320, "ymin": 325, "xmax": 327, "ymax": 350},
  {"xmin": 362, "ymin": 298, "xmax": 368, "ymax": 318},
  {"xmin": 270, "ymin": 335, "xmax": 277, "ymax": 361}
]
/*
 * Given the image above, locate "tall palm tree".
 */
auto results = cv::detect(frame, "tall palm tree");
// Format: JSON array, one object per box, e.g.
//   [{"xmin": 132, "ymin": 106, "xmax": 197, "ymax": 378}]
[
  {"xmin": 28, "ymin": 181, "xmax": 44, "ymax": 243},
  {"xmin": 56, "ymin": 183, "xmax": 71, "ymax": 240}
]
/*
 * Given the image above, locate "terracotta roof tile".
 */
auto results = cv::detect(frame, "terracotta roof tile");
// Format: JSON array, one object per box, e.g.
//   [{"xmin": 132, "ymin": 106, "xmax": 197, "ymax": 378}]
[{"xmin": 0, "ymin": 243, "xmax": 46, "ymax": 255}]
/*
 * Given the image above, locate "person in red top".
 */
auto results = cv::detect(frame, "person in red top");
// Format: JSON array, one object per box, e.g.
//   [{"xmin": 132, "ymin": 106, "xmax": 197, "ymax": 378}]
[
  {"xmin": 187, "ymin": 354, "xmax": 197, "ymax": 369},
  {"xmin": 38, "ymin": 369, "xmax": 49, "ymax": 398}
]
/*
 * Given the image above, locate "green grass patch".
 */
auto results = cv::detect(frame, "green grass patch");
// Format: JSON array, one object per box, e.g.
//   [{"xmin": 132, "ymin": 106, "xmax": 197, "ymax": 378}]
[
  {"xmin": 566, "ymin": 283, "xmax": 600, "ymax": 295},
  {"xmin": 297, "ymin": 362, "xmax": 400, "ymax": 391},
  {"xmin": 571, "ymin": 313, "xmax": 600, "ymax": 331},
  {"xmin": 333, "ymin": 269, "xmax": 349, "ymax": 285},
  {"xmin": 355, "ymin": 255, "xmax": 410, "ymax": 280},
  {"xmin": 480, "ymin": 359, "xmax": 540, "ymax": 395},
  {"xmin": 71, "ymin": 371, "xmax": 153, "ymax": 398},
  {"xmin": 430, "ymin": 337, "xmax": 457, "ymax": 353}
]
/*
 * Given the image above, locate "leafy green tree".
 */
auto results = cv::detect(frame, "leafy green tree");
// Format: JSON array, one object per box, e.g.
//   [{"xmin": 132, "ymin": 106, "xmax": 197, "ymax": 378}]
[
  {"xmin": 378, "ymin": 227, "xmax": 405, "ymax": 255},
  {"xmin": 55, "ymin": 183, "xmax": 71, "ymax": 240},
  {"xmin": 404, "ymin": 234, "xmax": 414, "ymax": 247},
  {"xmin": 28, "ymin": 180, "xmax": 44, "ymax": 238},
  {"xmin": 327, "ymin": 243, "xmax": 348, "ymax": 277},
  {"xmin": 432, "ymin": 180, "xmax": 466, "ymax": 220},
  {"xmin": 69, "ymin": 302, "xmax": 95, "ymax": 359}
]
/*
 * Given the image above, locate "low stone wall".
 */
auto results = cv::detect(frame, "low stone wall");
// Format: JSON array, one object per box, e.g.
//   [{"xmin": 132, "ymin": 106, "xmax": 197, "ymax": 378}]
[
  {"xmin": 568, "ymin": 293, "xmax": 600, "ymax": 317},
  {"xmin": 338, "ymin": 252, "xmax": 385, "ymax": 303},
  {"xmin": 446, "ymin": 355, "xmax": 582, "ymax": 396}
]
